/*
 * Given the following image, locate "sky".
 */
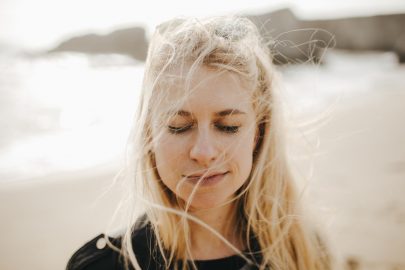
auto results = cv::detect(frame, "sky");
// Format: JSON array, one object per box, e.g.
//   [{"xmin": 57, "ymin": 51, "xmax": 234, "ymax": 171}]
[{"xmin": 1, "ymin": 0, "xmax": 405, "ymax": 50}]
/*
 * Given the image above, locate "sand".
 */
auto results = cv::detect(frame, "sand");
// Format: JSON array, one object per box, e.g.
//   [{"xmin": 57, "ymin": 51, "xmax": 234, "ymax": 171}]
[
  {"xmin": 285, "ymin": 69, "xmax": 405, "ymax": 269},
  {"xmin": 0, "ymin": 162, "xmax": 124, "ymax": 270}
]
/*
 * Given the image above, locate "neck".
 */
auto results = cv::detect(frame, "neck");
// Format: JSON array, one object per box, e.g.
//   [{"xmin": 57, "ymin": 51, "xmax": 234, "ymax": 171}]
[{"xmin": 188, "ymin": 201, "xmax": 243, "ymax": 260}]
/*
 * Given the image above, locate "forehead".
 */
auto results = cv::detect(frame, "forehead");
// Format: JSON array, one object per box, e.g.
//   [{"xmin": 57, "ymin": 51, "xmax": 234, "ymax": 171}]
[{"xmin": 156, "ymin": 67, "xmax": 254, "ymax": 115}]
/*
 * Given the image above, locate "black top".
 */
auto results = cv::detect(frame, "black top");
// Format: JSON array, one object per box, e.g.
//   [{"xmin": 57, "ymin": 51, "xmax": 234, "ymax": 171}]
[{"xmin": 66, "ymin": 220, "xmax": 262, "ymax": 270}]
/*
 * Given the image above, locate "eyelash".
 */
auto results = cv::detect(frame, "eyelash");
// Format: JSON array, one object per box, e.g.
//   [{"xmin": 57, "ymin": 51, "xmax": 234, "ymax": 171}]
[
  {"xmin": 218, "ymin": 125, "xmax": 240, "ymax": 133},
  {"xmin": 168, "ymin": 124, "xmax": 240, "ymax": 134},
  {"xmin": 168, "ymin": 125, "xmax": 192, "ymax": 134}
]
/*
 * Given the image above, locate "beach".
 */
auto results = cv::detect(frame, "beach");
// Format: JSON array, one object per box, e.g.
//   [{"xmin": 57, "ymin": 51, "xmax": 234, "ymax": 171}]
[
  {"xmin": 293, "ymin": 92, "xmax": 405, "ymax": 269},
  {"xmin": 0, "ymin": 52, "xmax": 404, "ymax": 270},
  {"xmin": 284, "ymin": 59, "xmax": 405, "ymax": 269},
  {"xmin": 0, "ymin": 162, "xmax": 123, "ymax": 270}
]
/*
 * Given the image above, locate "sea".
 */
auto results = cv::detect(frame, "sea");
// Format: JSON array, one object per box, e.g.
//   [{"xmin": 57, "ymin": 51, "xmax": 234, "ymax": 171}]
[
  {"xmin": 0, "ymin": 51, "xmax": 145, "ymax": 182},
  {"xmin": 0, "ymin": 49, "xmax": 403, "ymax": 183}
]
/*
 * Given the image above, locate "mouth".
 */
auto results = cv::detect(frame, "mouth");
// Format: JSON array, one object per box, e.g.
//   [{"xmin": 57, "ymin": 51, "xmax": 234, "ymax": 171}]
[{"xmin": 184, "ymin": 171, "xmax": 229, "ymax": 186}]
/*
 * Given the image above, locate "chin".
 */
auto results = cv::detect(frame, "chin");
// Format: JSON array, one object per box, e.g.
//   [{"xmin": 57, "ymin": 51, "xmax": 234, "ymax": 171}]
[{"xmin": 187, "ymin": 194, "xmax": 234, "ymax": 211}]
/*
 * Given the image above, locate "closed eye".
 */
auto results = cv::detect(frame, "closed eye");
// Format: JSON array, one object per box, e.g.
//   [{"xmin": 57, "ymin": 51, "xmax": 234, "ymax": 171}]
[
  {"xmin": 168, "ymin": 124, "xmax": 240, "ymax": 134},
  {"xmin": 168, "ymin": 125, "xmax": 192, "ymax": 134},
  {"xmin": 216, "ymin": 125, "xmax": 240, "ymax": 133}
]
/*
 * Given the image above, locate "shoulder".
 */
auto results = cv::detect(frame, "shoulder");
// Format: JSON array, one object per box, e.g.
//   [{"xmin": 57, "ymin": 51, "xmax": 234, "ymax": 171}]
[
  {"xmin": 66, "ymin": 218, "xmax": 159, "ymax": 270},
  {"xmin": 66, "ymin": 233, "xmax": 124, "ymax": 270}
]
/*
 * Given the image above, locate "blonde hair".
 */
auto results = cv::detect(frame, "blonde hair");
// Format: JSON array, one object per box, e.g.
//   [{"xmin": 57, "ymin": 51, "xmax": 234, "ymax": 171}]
[{"xmin": 118, "ymin": 16, "xmax": 330, "ymax": 270}]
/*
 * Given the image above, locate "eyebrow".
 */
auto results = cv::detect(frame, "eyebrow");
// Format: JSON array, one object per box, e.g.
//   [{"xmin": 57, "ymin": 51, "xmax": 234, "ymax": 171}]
[
  {"xmin": 174, "ymin": 109, "xmax": 246, "ymax": 117},
  {"xmin": 215, "ymin": 109, "xmax": 246, "ymax": 117}
]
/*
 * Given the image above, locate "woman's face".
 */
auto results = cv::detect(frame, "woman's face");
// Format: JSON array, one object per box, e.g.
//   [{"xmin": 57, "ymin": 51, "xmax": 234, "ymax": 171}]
[{"xmin": 152, "ymin": 67, "xmax": 257, "ymax": 210}]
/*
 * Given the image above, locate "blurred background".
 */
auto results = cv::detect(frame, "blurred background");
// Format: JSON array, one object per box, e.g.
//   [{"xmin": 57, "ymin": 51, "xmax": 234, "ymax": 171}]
[{"xmin": 1, "ymin": 1, "xmax": 405, "ymax": 269}]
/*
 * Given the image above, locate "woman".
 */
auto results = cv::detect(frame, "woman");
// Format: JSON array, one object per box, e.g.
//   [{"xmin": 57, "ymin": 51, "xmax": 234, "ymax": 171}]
[{"xmin": 67, "ymin": 16, "xmax": 330, "ymax": 270}]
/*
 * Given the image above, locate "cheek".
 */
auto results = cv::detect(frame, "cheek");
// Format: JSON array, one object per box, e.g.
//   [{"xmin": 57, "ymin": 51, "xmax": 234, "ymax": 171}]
[
  {"xmin": 228, "ymin": 130, "xmax": 256, "ymax": 179},
  {"xmin": 236, "ymin": 141, "xmax": 254, "ymax": 178},
  {"xmin": 154, "ymin": 135, "xmax": 187, "ymax": 181}
]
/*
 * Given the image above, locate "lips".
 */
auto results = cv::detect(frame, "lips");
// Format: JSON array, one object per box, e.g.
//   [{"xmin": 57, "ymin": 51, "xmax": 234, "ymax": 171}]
[
  {"xmin": 184, "ymin": 171, "xmax": 229, "ymax": 186},
  {"xmin": 186, "ymin": 171, "xmax": 228, "ymax": 180}
]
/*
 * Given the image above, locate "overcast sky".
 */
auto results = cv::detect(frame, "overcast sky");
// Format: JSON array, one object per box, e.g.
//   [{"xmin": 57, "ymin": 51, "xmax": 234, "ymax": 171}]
[{"xmin": 1, "ymin": 0, "xmax": 405, "ymax": 50}]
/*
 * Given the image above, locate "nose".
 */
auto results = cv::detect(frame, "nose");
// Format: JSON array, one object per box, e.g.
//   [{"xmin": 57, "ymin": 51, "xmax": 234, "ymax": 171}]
[{"xmin": 189, "ymin": 127, "xmax": 219, "ymax": 167}]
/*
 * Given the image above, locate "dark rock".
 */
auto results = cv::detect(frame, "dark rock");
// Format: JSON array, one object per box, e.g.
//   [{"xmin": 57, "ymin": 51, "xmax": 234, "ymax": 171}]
[
  {"xmin": 49, "ymin": 27, "xmax": 148, "ymax": 61},
  {"xmin": 247, "ymin": 8, "xmax": 321, "ymax": 64},
  {"xmin": 248, "ymin": 9, "xmax": 405, "ymax": 64},
  {"xmin": 48, "ymin": 9, "xmax": 405, "ymax": 64}
]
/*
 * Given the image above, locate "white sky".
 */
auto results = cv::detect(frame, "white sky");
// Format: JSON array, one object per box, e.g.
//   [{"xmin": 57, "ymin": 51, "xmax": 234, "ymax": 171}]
[{"xmin": 1, "ymin": 0, "xmax": 405, "ymax": 50}]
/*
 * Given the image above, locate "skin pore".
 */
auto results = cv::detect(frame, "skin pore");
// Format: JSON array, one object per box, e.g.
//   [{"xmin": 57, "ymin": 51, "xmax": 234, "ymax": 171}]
[{"xmin": 152, "ymin": 67, "xmax": 258, "ymax": 260}]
